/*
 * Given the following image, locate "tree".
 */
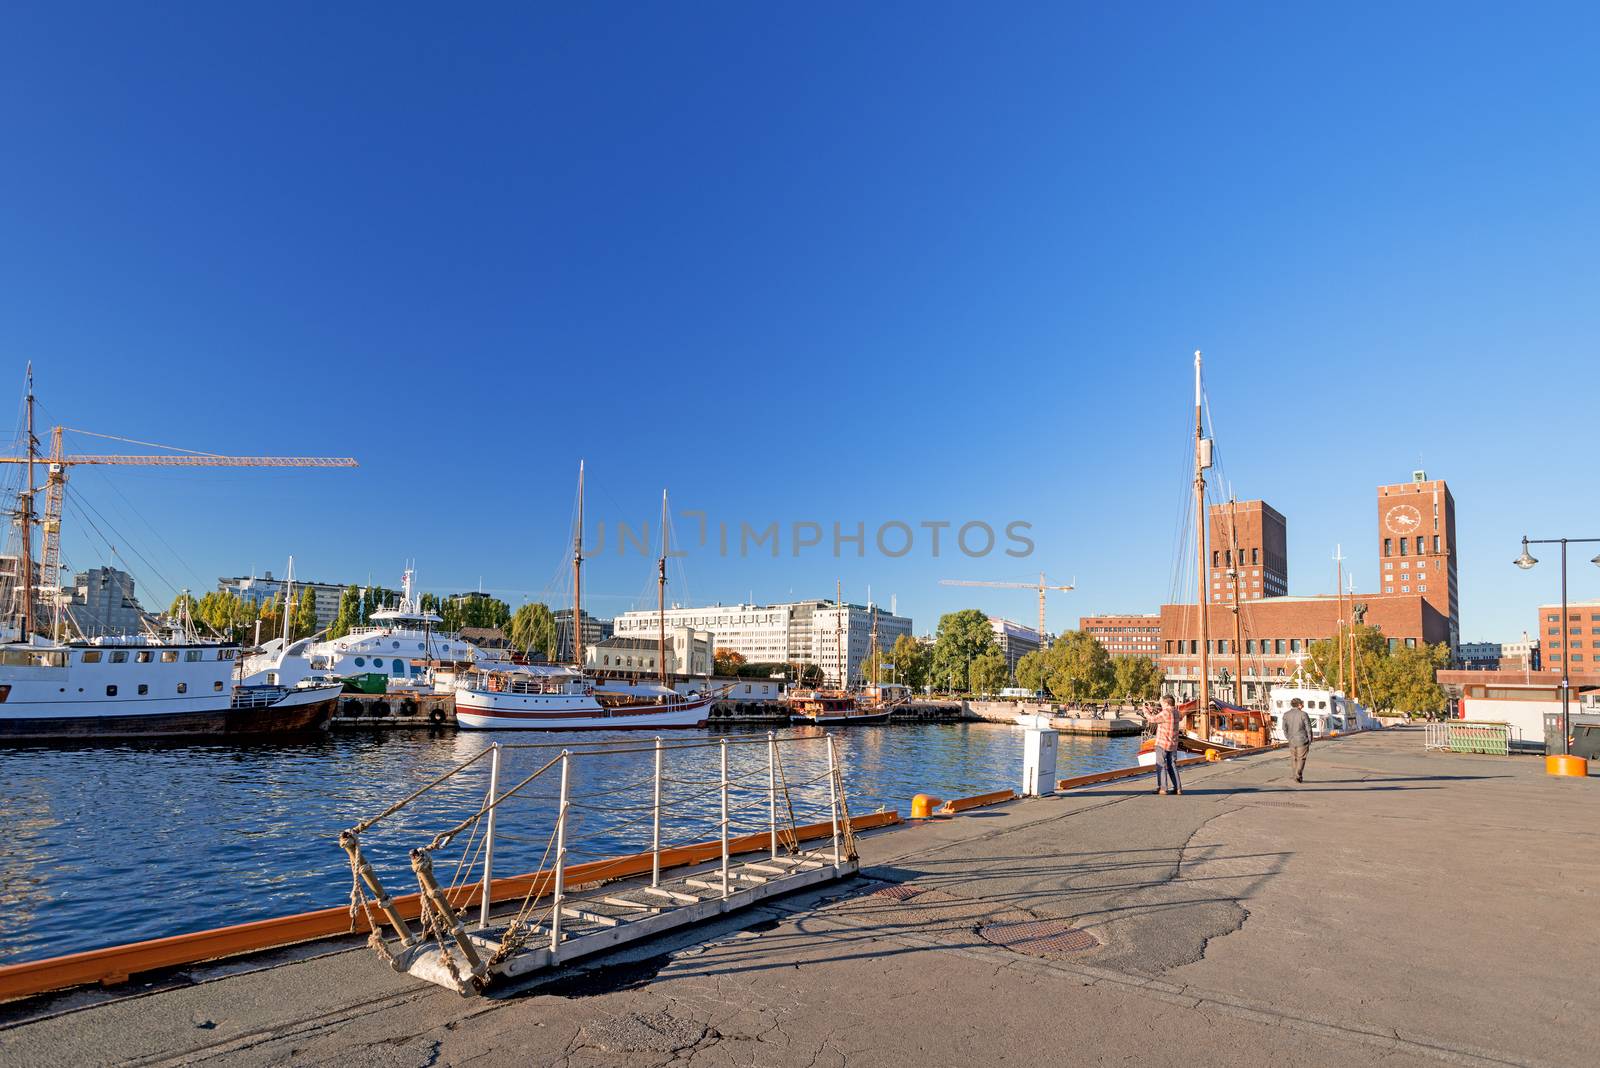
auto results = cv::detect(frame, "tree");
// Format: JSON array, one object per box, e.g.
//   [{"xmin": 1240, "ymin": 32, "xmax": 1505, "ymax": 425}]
[
  {"xmin": 1043, "ymin": 630, "xmax": 1114, "ymax": 701},
  {"xmin": 328, "ymin": 585, "xmax": 362, "ymax": 640},
  {"xmin": 167, "ymin": 593, "xmax": 200, "ymax": 623},
  {"xmin": 1301, "ymin": 625, "xmax": 1448, "ymax": 718},
  {"xmin": 929, "ymin": 609, "xmax": 999, "ymax": 694},
  {"xmin": 1112, "ymin": 656, "xmax": 1164, "ymax": 700},
  {"xmin": 256, "ymin": 594, "xmax": 284, "ymax": 641},
  {"xmin": 714, "ymin": 648, "xmax": 747, "ymax": 677},
  {"xmin": 1015, "ymin": 650, "xmax": 1048, "ymax": 693},
  {"xmin": 886, "ymin": 634, "xmax": 929, "ymax": 692},
  {"xmin": 290, "ymin": 588, "xmax": 319, "ymax": 641},
  {"xmin": 508, "ymin": 602, "xmax": 558, "ymax": 660},
  {"xmin": 970, "ymin": 650, "xmax": 1010, "ymax": 695}
]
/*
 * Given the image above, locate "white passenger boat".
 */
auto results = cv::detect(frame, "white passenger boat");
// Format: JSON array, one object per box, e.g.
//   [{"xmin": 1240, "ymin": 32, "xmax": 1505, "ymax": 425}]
[
  {"xmin": 454, "ymin": 664, "xmax": 712, "ymax": 730},
  {"xmin": 0, "ymin": 634, "xmax": 340, "ymax": 740},
  {"xmin": 1267, "ymin": 686, "xmax": 1380, "ymax": 740},
  {"xmin": 243, "ymin": 567, "xmax": 505, "ymax": 692}
]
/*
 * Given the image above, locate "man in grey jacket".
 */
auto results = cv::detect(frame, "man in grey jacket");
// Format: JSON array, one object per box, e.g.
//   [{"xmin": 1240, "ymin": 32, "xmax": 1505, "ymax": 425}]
[{"xmin": 1282, "ymin": 697, "xmax": 1313, "ymax": 783}]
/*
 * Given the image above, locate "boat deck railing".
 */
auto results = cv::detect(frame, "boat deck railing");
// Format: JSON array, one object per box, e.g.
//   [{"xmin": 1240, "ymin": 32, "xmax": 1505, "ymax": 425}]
[{"xmin": 339, "ymin": 731, "xmax": 855, "ymax": 993}]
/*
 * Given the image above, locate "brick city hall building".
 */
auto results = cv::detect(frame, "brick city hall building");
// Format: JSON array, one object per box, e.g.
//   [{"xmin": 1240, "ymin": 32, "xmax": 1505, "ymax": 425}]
[{"xmin": 1157, "ymin": 472, "xmax": 1457, "ymax": 703}]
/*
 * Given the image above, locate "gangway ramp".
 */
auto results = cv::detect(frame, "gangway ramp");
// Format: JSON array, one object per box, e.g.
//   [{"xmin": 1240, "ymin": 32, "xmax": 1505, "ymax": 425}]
[{"xmin": 339, "ymin": 732, "xmax": 860, "ymax": 995}]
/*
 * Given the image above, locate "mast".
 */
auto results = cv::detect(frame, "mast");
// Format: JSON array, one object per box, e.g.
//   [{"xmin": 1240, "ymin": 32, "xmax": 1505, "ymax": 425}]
[
  {"xmin": 1347, "ymin": 575, "xmax": 1359, "ymax": 703},
  {"xmin": 17, "ymin": 365, "xmax": 36, "ymax": 641},
  {"xmin": 1228, "ymin": 496, "xmax": 1245, "ymax": 705},
  {"xmin": 1193, "ymin": 351, "xmax": 1211, "ymax": 715},
  {"xmin": 835, "ymin": 579, "xmax": 843, "ymax": 688},
  {"xmin": 868, "ymin": 603, "xmax": 879, "ymax": 686},
  {"xmin": 281, "ymin": 556, "xmax": 295, "ymax": 645},
  {"xmin": 572, "ymin": 460, "xmax": 584, "ymax": 669},
  {"xmin": 1333, "ymin": 545, "xmax": 1345, "ymax": 692},
  {"xmin": 658, "ymin": 488, "xmax": 669, "ymax": 687}
]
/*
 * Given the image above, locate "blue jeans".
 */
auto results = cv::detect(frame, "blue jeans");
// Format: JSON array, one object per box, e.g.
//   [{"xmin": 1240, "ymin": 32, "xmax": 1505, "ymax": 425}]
[{"xmin": 1154, "ymin": 746, "xmax": 1181, "ymax": 793}]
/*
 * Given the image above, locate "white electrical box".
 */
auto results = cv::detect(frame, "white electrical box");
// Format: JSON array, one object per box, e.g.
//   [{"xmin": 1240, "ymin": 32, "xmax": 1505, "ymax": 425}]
[{"xmin": 1022, "ymin": 726, "xmax": 1059, "ymax": 797}]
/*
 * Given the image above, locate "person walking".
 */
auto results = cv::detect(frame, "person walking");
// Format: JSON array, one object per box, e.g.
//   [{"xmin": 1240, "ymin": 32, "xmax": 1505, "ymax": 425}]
[
  {"xmin": 1282, "ymin": 696, "xmax": 1313, "ymax": 783},
  {"xmin": 1145, "ymin": 695, "xmax": 1182, "ymax": 795}
]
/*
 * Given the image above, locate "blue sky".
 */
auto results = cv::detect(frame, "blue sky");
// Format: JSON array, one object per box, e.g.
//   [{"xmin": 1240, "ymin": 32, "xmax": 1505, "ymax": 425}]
[{"xmin": 1, "ymin": 3, "xmax": 1596, "ymax": 640}]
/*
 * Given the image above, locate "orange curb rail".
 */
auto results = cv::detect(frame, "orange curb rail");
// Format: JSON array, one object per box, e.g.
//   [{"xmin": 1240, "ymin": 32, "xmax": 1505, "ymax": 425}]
[
  {"xmin": 938, "ymin": 789, "xmax": 1015, "ymax": 814},
  {"xmin": 0, "ymin": 810, "xmax": 901, "ymax": 1004}
]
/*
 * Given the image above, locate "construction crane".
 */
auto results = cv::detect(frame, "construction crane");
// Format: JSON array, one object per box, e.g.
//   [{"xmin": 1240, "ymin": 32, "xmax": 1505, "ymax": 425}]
[
  {"xmin": 0, "ymin": 403, "xmax": 357, "ymax": 638},
  {"xmin": 939, "ymin": 573, "xmax": 1074, "ymax": 648}
]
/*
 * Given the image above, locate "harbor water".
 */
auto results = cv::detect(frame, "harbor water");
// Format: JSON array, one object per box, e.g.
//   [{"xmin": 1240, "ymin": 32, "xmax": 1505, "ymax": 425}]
[{"xmin": 0, "ymin": 723, "xmax": 1141, "ymax": 965}]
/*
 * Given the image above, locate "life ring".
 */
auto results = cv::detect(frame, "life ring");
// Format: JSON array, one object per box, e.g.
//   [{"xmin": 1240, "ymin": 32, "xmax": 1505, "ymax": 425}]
[
  {"xmin": 429, "ymin": 707, "xmax": 448, "ymax": 725},
  {"xmin": 370, "ymin": 701, "xmax": 390, "ymax": 717},
  {"xmin": 399, "ymin": 699, "xmax": 418, "ymax": 717}
]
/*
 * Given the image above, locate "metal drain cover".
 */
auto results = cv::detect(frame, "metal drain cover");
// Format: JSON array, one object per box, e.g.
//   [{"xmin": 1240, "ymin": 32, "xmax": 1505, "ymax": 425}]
[
  {"xmin": 869, "ymin": 883, "xmax": 924, "ymax": 901},
  {"xmin": 980, "ymin": 919, "xmax": 1099, "ymax": 955}
]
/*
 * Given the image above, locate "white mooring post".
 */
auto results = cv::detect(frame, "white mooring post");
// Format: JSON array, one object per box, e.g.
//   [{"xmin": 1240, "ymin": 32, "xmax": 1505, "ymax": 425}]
[
  {"xmin": 479, "ymin": 742, "xmax": 501, "ymax": 929},
  {"xmin": 825, "ymin": 734, "xmax": 841, "ymax": 869},
  {"xmin": 551, "ymin": 749, "xmax": 570, "ymax": 955},
  {"xmin": 719, "ymin": 737, "xmax": 731, "ymax": 899},
  {"xmin": 651, "ymin": 736, "xmax": 664, "ymax": 888},
  {"xmin": 767, "ymin": 731, "xmax": 778, "ymax": 860},
  {"xmin": 1022, "ymin": 721, "xmax": 1059, "ymax": 797}
]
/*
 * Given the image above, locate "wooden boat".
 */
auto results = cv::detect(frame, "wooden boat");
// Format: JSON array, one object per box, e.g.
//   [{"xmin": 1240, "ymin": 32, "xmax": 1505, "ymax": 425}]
[
  {"xmin": 785, "ymin": 688, "xmax": 888, "ymax": 725},
  {"xmin": 1137, "ymin": 699, "xmax": 1271, "ymax": 765}
]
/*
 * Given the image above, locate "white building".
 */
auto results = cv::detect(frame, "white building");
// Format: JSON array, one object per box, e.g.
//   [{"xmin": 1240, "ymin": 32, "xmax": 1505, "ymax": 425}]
[
  {"xmin": 585, "ymin": 627, "xmax": 715, "ymax": 677},
  {"xmin": 612, "ymin": 600, "xmax": 913, "ymax": 687},
  {"xmin": 219, "ymin": 572, "xmax": 345, "ymax": 628},
  {"xmin": 988, "ymin": 617, "xmax": 1042, "ymax": 679},
  {"xmin": 62, "ymin": 567, "xmax": 152, "ymax": 637}
]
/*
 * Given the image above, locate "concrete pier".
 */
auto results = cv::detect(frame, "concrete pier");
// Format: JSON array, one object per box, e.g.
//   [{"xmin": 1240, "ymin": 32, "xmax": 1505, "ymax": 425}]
[{"xmin": 3, "ymin": 730, "xmax": 1595, "ymax": 1067}]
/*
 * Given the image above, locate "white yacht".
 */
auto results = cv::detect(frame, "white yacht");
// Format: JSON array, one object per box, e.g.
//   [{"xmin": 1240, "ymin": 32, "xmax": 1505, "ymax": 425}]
[
  {"xmin": 243, "ymin": 568, "xmax": 504, "ymax": 693},
  {"xmin": 1267, "ymin": 686, "xmax": 1381, "ymax": 740}
]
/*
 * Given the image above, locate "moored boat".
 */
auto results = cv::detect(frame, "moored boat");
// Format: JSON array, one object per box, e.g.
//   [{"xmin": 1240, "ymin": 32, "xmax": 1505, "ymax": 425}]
[
  {"xmin": 785, "ymin": 688, "xmax": 888, "ymax": 725},
  {"xmin": 454, "ymin": 664, "xmax": 711, "ymax": 730},
  {"xmin": 1136, "ymin": 698, "xmax": 1272, "ymax": 765}
]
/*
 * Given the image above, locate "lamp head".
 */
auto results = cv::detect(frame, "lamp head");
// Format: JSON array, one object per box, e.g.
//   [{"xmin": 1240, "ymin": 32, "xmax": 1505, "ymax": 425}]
[{"xmin": 1514, "ymin": 538, "xmax": 1538, "ymax": 571}]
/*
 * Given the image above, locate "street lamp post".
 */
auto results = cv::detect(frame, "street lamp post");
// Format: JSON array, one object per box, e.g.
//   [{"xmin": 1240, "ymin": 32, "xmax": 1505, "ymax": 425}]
[{"xmin": 1514, "ymin": 535, "xmax": 1600, "ymax": 755}]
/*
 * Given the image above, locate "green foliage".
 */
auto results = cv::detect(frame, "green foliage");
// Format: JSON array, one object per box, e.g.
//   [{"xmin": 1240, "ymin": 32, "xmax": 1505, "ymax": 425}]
[
  {"xmin": 714, "ymin": 648, "xmax": 748, "ymax": 676},
  {"xmin": 1015, "ymin": 650, "xmax": 1048, "ymax": 693},
  {"xmin": 508, "ymin": 602, "xmax": 558, "ymax": 660},
  {"xmin": 362, "ymin": 586, "xmax": 395, "ymax": 624},
  {"xmin": 256, "ymin": 594, "xmax": 284, "ymax": 640},
  {"xmin": 929, "ymin": 609, "xmax": 1000, "ymax": 693},
  {"xmin": 1301, "ymin": 624, "xmax": 1448, "ymax": 717},
  {"xmin": 192, "ymin": 590, "xmax": 255, "ymax": 642},
  {"xmin": 1111, "ymin": 656, "xmax": 1165, "ymax": 700},
  {"xmin": 328, "ymin": 585, "xmax": 362, "ymax": 641},
  {"xmin": 1040, "ymin": 630, "xmax": 1114, "ymax": 700},
  {"xmin": 885, "ymin": 634, "xmax": 929, "ymax": 691},
  {"xmin": 290, "ymin": 588, "xmax": 319, "ymax": 641},
  {"xmin": 437, "ymin": 592, "xmax": 512, "ymax": 633},
  {"xmin": 969, "ymin": 650, "xmax": 1010, "ymax": 695}
]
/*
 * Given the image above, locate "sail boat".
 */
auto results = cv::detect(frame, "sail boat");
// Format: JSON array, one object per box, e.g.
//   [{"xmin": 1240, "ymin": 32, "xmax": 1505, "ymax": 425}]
[
  {"xmin": 0, "ymin": 371, "xmax": 345, "ymax": 740},
  {"xmin": 453, "ymin": 465, "xmax": 713, "ymax": 730},
  {"xmin": 1137, "ymin": 353, "xmax": 1271, "ymax": 764},
  {"xmin": 785, "ymin": 585, "xmax": 890, "ymax": 725}
]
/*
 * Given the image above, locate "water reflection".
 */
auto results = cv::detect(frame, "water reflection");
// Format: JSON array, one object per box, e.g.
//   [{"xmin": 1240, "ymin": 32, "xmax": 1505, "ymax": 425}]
[{"xmin": 0, "ymin": 724, "xmax": 1139, "ymax": 963}]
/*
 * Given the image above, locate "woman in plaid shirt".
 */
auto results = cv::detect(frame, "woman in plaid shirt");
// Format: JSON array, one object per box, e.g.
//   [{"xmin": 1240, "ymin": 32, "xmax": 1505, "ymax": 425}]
[{"xmin": 1145, "ymin": 695, "xmax": 1183, "ymax": 795}]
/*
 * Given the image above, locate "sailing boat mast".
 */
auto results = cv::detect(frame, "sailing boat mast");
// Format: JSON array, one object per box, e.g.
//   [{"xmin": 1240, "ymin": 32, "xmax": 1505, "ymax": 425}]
[
  {"xmin": 1193, "ymin": 351, "xmax": 1212, "ymax": 712},
  {"xmin": 1333, "ymin": 544, "xmax": 1345, "ymax": 692},
  {"xmin": 1227, "ymin": 496, "xmax": 1245, "ymax": 705},
  {"xmin": 17, "ymin": 365, "xmax": 37, "ymax": 641},
  {"xmin": 835, "ymin": 579, "xmax": 844, "ymax": 688},
  {"xmin": 658, "ymin": 488, "xmax": 669, "ymax": 688},
  {"xmin": 573, "ymin": 460, "xmax": 585, "ymax": 669},
  {"xmin": 281, "ymin": 556, "xmax": 295, "ymax": 645}
]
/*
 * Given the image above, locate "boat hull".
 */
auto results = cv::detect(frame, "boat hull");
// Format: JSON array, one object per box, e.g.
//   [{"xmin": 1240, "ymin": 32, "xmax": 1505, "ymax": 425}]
[
  {"xmin": 455, "ymin": 691, "xmax": 712, "ymax": 731},
  {"xmin": 789, "ymin": 707, "xmax": 892, "ymax": 725},
  {"xmin": 0, "ymin": 692, "xmax": 337, "ymax": 741}
]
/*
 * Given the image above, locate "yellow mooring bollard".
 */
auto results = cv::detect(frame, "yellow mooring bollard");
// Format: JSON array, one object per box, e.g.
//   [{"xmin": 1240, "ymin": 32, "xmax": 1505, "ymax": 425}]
[
  {"xmin": 1546, "ymin": 754, "xmax": 1589, "ymax": 778},
  {"xmin": 910, "ymin": 793, "xmax": 945, "ymax": 819}
]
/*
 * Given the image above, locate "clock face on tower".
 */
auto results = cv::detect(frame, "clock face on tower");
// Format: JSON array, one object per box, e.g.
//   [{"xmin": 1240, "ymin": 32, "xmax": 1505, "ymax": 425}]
[{"xmin": 1384, "ymin": 504, "xmax": 1423, "ymax": 536}]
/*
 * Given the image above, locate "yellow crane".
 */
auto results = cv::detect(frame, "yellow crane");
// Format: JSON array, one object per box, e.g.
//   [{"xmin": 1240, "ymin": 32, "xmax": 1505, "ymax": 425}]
[
  {"xmin": 938, "ymin": 573, "xmax": 1074, "ymax": 648},
  {"xmin": 0, "ymin": 390, "xmax": 357, "ymax": 639}
]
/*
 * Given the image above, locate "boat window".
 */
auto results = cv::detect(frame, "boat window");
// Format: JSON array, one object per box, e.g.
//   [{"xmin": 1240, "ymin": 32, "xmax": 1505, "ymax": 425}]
[
  {"xmin": 213, "ymin": 680, "xmax": 224, "ymax": 691},
  {"xmin": 355, "ymin": 657, "xmax": 365, "ymax": 667},
  {"xmin": 106, "ymin": 685, "xmax": 117, "ymax": 696},
  {"xmin": 111, "ymin": 651, "xmax": 128, "ymax": 663},
  {"xmin": 392, "ymin": 641, "xmax": 400, "ymax": 649},
  {"xmin": 138, "ymin": 684, "xmax": 149, "ymax": 695},
  {"xmin": 186, "ymin": 650, "xmax": 203, "ymax": 662},
  {"xmin": 81, "ymin": 650, "xmax": 102, "ymax": 664},
  {"xmin": 177, "ymin": 682, "xmax": 188, "ymax": 694},
  {"xmin": 161, "ymin": 650, "xmax": 178, "ymax": 663}
]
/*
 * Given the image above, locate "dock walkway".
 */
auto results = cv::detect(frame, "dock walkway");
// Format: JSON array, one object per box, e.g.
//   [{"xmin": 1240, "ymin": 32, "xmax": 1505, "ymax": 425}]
[{"xmin": 2, "ymin": 730, "xmax": 1595, "ymax": 1067}]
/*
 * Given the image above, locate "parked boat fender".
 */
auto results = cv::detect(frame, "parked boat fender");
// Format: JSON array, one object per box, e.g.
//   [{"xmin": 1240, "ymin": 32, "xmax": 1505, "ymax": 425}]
[
  {"xmin": 341, "ymin": 699, "xmax": 363, "ymax": 718},
  {"xmin": 399, "ymin": 699, "xmax": 418, "ymax": 717},
  {"xmin": 429, "ymin": 707, "xmax": 448, "ymax": 726},
  {"xmin": 370, "ymin": 701, "xmax": 390, "ymax": 717}
]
